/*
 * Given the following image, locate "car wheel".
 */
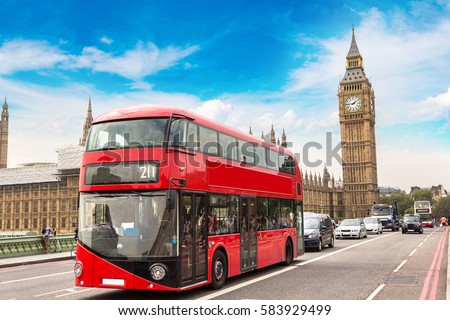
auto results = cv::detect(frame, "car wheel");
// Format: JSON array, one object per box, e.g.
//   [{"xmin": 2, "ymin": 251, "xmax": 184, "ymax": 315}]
[
  {"xmin": 317, "ymin": 238, "xmax": 322, "ymax": 252},
  {"xmin": 328, "ymin": 236, "xmax": 335, "ymax": 248}
]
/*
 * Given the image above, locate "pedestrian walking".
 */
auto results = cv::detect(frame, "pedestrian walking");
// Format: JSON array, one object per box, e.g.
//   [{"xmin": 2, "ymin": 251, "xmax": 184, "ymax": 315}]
[
  {"xmin": 440, "ymin": 216, "xmax": 447, "ymax": 228},
  {"xmin": 42, "ymin": 226, "xmax": 52, "ymax": 253}
]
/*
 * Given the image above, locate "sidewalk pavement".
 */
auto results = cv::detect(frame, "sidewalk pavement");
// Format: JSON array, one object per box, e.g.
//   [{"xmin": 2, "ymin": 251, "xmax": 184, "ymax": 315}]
[{"xmin": 0, "ymin": 251, "xmax": 72, "ymax": 269}]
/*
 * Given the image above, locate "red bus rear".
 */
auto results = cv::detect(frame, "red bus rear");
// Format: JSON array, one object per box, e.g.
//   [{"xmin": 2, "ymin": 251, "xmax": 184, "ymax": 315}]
[{"xmin": 74, "ymin": 104, "xmax": 304, "ymax": 291}]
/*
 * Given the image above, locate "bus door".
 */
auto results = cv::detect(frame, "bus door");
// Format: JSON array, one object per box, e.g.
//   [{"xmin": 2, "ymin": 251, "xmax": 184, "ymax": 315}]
[
  {"xmin": 181, "ymin": 193, "xmax": 207, "ymax": 287},
  {"xmin": 240, "ymin": 196, "xmax": 257, "ymax": 271}
]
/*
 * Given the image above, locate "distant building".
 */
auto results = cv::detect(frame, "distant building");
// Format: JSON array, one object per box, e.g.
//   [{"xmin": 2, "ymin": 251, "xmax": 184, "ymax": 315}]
[
  {"xmin": 0, "ymin": 99, "xmax": 91, "ymax": 234},
  {"xmin": 379, "ymin": 186, "xmax": 404, "ymax": 196}
]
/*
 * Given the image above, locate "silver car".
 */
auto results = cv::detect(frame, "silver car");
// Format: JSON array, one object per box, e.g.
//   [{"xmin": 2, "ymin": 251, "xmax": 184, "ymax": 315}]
[
  {"xmin": 363, "ymin": 217, "xmax": 383, "ymax": 234},
  {"xmin": 335, "ymin": 218, "xmax": 368, "ymax": 239}
]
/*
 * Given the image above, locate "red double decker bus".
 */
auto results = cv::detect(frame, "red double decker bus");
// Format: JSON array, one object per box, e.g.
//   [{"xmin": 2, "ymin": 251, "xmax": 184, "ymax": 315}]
[{"xmin": 74, "ymin": 104, "xmax": 304, "ymax": 291}]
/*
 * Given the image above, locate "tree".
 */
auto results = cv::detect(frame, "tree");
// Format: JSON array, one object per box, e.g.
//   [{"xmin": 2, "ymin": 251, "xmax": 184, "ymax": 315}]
[
  {"xmin": 433, "ymin": 197, "xmax": 450, "ymax": 219},
  {"xmin": 379, "ymin": 193, "xmax": 414, "ymax": 216},
  {"xmin": 410, "ymin": 189, "xmax": 434, "ymax": 204}
]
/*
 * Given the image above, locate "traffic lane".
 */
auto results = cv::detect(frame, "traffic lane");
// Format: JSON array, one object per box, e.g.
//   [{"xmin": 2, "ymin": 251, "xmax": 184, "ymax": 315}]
[
  {"xmin": 203, "ymin": 233, "xmax": 396, "ymax": 299},
  {"xmin": 75, "ymin": 237, "xmax": 367, "ymax": 300},
  {"xmin": 372, "ymin": 228, "xmax": 447, "ymax": 300},
  {"xmin": 198, "ymin": 231, "xmax": 431, "ymax": 300}
]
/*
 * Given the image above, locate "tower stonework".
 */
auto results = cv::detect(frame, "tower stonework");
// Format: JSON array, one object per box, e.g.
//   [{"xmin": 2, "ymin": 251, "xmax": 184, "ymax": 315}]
[
  {"xmin": 0, "ymin": 98, "xmax": 9, "ymax": 169},
  {"xmin": 338, "ymin": 28, "xmax": 379, "ymax": 217},
  {"xmin": 79, "ymin": 97, "xmax": 93, "ymax": 146}
]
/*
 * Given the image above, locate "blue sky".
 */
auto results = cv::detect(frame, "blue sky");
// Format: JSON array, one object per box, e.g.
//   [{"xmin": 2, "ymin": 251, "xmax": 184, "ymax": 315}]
[{"xmin": 1, "ymin": 0, "xmax": 450, "ymax": 192}]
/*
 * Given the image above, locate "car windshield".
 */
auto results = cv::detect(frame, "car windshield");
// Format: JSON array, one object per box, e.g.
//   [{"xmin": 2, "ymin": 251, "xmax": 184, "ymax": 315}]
[
  {"xmin": 364, "ymin": 218, "xmax": 378, "ymax": 224},
  {"xmin": 404, "ymin": 215, "xmax": 420, "ymax": 223},
  {"xmin": 340, "ymin": 219, "xmax": 359, "ymax": 226},
  {"xmin": 371, "ymin": 206, "xmax": 391, "ymax": 216},
  {"xmin": 304, "ymin": 218, "xmax": 320, "ymax": 229}
]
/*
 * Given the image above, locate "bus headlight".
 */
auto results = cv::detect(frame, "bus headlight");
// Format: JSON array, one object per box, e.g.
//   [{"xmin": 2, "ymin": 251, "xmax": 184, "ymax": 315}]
[
  {"xmin": 74, "ymin": 262, "xmax": 83, "ymax": 278},
  {"xmin": 149, "ymin": 264, "xmax": 167, "ymax": 281}
]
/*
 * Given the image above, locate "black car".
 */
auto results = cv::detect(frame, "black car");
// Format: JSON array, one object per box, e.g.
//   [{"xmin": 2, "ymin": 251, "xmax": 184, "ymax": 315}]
[
  {"xmin": 303, "ymin": 212, "xmax": 335, "ymax": 251},
  {"xmin": 401, "ymin": 214, "xmax": 423, "ymax": 234}
]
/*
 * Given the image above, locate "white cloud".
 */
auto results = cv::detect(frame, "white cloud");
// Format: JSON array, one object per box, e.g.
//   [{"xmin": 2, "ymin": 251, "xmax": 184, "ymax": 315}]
[
  {"xmin": 0, "ymin": 40, "xmax": 68, "ymax": 74},
  {"xmin": 286, "ymin": 8, "xmax": 450, "ymax": 128},
  {"xmin": 100, "ymin": 36, "xmax": 113, "ymax": 45},
  {"xmin": 73, "ymin": 42, "xmax": 199, "ymax": 81},
  {"xmin": 0, "ymin": 39, "xmax": 199, "ymax": 84}
]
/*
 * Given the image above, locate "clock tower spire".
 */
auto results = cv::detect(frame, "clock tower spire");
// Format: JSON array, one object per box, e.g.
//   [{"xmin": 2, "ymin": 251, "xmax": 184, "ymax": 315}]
[{"xmin": 338, "ymin": 28, "xmax": 379, "ymax": 217}]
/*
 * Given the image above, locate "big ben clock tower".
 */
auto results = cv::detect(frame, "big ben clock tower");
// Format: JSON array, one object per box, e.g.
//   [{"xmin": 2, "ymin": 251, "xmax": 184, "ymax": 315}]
[{"xmin": 338, "ymin": 27, "xmax": 379, "ymax": 217}]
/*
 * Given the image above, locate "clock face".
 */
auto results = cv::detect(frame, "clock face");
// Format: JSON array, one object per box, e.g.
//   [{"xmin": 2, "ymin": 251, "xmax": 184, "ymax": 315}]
[{"xmin": 344, "ymin": 95, "xmax": 361, "ymax": 112}]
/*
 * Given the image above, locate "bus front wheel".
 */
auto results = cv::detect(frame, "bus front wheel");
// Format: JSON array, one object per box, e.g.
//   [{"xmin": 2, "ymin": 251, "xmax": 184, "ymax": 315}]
[{"xmin": 211, "ymin": 250, "xmax": 227, "ymax": 290}]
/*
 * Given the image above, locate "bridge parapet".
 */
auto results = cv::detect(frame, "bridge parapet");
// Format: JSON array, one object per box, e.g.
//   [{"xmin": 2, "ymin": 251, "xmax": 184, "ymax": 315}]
[{"xmin": 0, "ymin": 234, "xmax": 76, "ymax": 258}]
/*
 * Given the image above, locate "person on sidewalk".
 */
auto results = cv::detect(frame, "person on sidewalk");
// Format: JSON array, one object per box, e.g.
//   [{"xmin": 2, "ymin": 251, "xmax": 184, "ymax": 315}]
[
  {"xmin": 42, "ymin": 226, "xmax": 52, "ymax": 253},
  {"xmin": 440, "ymin": 216, "xmax": 447, "ymax": 228}
]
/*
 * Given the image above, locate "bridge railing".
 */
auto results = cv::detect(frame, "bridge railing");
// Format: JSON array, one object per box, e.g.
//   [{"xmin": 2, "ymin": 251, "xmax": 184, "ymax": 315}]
[{"xmin": 0, "ymin": 234, "xmax": 76, "ymax": 258}]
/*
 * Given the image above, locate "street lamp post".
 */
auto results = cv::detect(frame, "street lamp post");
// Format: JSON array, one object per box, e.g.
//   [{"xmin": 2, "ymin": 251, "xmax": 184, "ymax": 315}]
[
  {"xmin": 352, "ymin": 207, "xmax": 355, "ymax": 219},
  {"xmin": 320, "ymin": 201, "xmax": 324, "ymax": 214}
]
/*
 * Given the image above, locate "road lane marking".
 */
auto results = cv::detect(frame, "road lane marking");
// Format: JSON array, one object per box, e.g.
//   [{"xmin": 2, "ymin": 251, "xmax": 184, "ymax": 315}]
[
  {"xmin": 366, "ymin": 284, "xmax": 385, "ymax": 300},
  {"xmin": 55, "ymin": 288, "xmax": 97, "ymax": 298},
  {"xmin": 393, "ymin": 260, "xmax": 407, "ymax": 273},
  {"xmin": 420, "ymin": 228, "xmax": 448, "ymax": 300},
  {"xmin": 368, "ymin": 228, "xmax": 446, "ymax": 300},
  {"xmin": 0, "ymin": 271, "xmax": 72, "ymax": 285},
  {"xmin": 197, "ymin": 233, "xmax": 396, "ymax": 300}
]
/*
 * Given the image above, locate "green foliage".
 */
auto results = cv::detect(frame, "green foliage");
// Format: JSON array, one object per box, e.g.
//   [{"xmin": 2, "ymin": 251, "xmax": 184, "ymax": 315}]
[
  {"xmin": 433, "ymin": 197, "xmax": 450, "ymax": 218},
  {"xmin": 410, "ymin": 189, "xmax": 434, "ymax": 204}
]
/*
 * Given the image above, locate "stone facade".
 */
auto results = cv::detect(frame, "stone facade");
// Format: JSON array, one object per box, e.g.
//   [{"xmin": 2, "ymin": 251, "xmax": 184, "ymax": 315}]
[
  {"xmin": 0, "ymin": 98, "xmax": 8, "ymax": 169},
  {"xmin": 337, "ymin": 28, "xmax": 379, "ymax": 217}
]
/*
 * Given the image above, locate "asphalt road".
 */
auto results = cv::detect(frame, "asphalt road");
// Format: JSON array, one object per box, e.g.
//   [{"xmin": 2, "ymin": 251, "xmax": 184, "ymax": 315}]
[{"xmin": 0, "ymin": 227, "xmax": 447, "ymax": 300}]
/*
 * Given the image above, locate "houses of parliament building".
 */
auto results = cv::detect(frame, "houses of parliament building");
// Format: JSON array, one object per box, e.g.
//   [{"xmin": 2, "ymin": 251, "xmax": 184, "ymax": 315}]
[{"xmin": 0, "ymin": 29, "xmax": 379, "ymax": 234}]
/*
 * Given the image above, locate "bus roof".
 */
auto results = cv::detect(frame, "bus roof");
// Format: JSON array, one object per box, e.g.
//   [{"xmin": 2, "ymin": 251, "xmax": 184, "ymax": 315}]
[{"xmin": 92, "ymin": 104, "xmax": 293, "ymax": 155}]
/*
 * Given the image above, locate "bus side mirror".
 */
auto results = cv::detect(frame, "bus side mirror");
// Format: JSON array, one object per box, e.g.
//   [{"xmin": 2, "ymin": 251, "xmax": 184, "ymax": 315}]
[{"xmin": 166, "ymin": 190, "xmax": 177, "ymax": 210}]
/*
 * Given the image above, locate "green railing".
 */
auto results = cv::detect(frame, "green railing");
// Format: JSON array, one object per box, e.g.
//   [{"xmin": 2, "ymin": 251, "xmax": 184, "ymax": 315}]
[{"xmin": 0, "ymin": 234, "xmax": 76, "ymax": 258}]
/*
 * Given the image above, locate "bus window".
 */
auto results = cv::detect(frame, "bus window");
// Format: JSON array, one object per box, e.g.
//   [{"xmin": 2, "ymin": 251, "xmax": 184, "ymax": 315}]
[
  {"xmin": 86, "ymin": 119, "xmax": 168, "ymax": 151},
  {"xmin": 256, "ymin": 198, "xmax": 269, "ymax": 231},
  {"xmin": 199, "ymin": 126, "xmax": 219, "ymax": 155},
  {"xmin": 169, "ymin": 119, "xmax": 187, "ymax": 148},
  {"xmin": 218, "ymin": 132, "xmax": 239, "ymax": 161},
  {"xmin": 240, "ymin": 141, "xmax": 255, "ymax": 165},
  {"xmin": 255, "ymin": 145, "xmax": 267, "ymax": 168},
  {"xmin": 186, "ymin": 122, "xmax": 199, "ymax": 151},
  {"xmin": 267, "ymin": 149, "xmax": 279, "ymax": 171},
  {"xmin": 268, "ymin": 199, "xmax": 280, "ymax": 229}
]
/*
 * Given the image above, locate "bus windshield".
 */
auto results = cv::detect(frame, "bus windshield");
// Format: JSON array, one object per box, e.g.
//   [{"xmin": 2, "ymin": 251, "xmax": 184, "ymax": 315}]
[
  {"xmin": 78, "ymin": 192, "xmax": 178, "ymax": 258},
  {"xmin": 419, "ymin": 213, "xmax": 433, "ymax": 221},
  {"xmin": 86, "ymin": 118, "xmax": 168, "ymax": 151}
]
